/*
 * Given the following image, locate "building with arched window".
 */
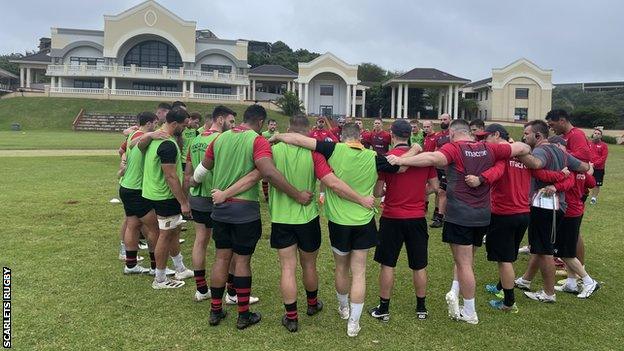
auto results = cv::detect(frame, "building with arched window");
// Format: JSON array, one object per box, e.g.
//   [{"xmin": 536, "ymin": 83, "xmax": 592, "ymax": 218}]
[{"xmin": 12, "ymin": 1, "xmax": 250, "ymax": 102}]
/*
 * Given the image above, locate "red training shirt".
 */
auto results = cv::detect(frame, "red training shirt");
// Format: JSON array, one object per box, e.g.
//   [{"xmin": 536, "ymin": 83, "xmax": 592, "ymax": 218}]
[
  {"xmin": 308, "ymin": 128, "xmax": 338, "ymax": 142},
  {"xmin": 366, "ymin": 130, "xmax": 392, "ymax": 155},
  {"xmin": 563, "ymin": 127, "xmax": 591, "ymax": 162},
  {"xmin": 590, "ymin": 140, "xmax": 608, "ymax": 169},
  {"xmin": 481, "ymin": 157, "xmax": 531, "ymax": 215},
  {"xmin": 565, "ymin": 172, "xmax": 596, "ymax": 218},
  {"xmin": 205, "ymin": 125, "xmax": 272, "ymax": 161}
]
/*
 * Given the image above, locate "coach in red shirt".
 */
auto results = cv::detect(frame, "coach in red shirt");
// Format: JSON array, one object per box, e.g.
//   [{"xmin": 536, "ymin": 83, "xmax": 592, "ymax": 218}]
[
  {"xmin": 308, "ymin": 116, "xmax": 338, "ymax": 142},
  {"xmin": 369, "ymin": 120, "xmax": 438, "ymax": 321},
  {"xmin": 387, "ymin": 119, "xmax": 530, "ymax": 324},
  {"xmin": 589, "ymin": 128, "xmax": 609, "ymax": 204}
]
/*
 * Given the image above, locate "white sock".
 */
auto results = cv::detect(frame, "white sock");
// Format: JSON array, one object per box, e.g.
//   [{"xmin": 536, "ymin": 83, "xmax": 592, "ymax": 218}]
[
  {"xmin": 566, "ymin": 277, "xmax": 577, "ymax": 287},
  {"xmin": 450, "ymin": 280, "xmax": 460, "ymax": 295},
  {"xmin": 463, "ymin": 298, "xmax": 476, "ymax": 316},
  {"xmin": 336, "ymin": 292, "xmax": 349, "ymax": 308},
  {"xmin": 120, "ymin": 242, "xmax": 126, "ymax": 255},
  {"xmin": 155, "ymin": 268, "xmax": 166, "ymax": 282},
  {"xmin": 171, "ymin": 253, "xmax": 186, "ymax": 272},
  {"xmin": 349, "ymin": 303, "xmax": 364, "ymax": 322},
  {"xmin": 581, "ymin": 274, "xmax": 593, "ymax": 285}
]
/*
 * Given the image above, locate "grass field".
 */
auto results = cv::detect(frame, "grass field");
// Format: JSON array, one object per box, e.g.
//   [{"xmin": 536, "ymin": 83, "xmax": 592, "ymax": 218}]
[{"xmin": 2, "ymin": 146, "xmax": 623, "ymax": 350}]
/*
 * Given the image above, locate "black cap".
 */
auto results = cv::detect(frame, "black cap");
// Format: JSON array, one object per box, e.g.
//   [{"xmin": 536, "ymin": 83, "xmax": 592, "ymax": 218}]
[
  {"xmin": 475, "ymin": 123, "xmax": 509, "ymax": 140},
  {"xmin": 391, "ymin": 120, "xmax": 411, "ymax": 138}
]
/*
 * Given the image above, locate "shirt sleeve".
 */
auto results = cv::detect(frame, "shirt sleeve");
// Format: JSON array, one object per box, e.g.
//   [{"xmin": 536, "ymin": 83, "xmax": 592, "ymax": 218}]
[
  {"xmin": 119, "ymin": 140, "xmax": 128, "ymax": 154},
  {"xmin": 566, "ymin": 154, "xmax": 583, "ymax": 172},
  {"xmin": 312, "ymin": 151, "xmax": 333, "ymax": 179},
  {"xmin": 553, "ymin": 172, "xmax": 576, "ymax": 192},
  {"xmin": 376, "ymin": 154, "xmax": 400, "ymax": 173},
  {"xmin": 205, "ymin": 139, "xmax": 215, "ymax": 160},
  {"xmin": 326, "ymin": 130, "xmax": 339, "ymax": 143},
  {"xmin": 438, "ymin": 143, "xmax": 457, "ymax": 165},
  {"xmin": 428, "ymin": 166, "xmax": 437, "ymax": 179},
  {"xmin": 481, "ymin": 160, "xmax": 506, "ymax": 184},
  {"xmin": 490, "ymin": 143, "xmax": 512, "ymax": 161},
  {"xmin": 157, "ymin": 140, "xmax": 178, "ymax": 164},
  {"xmin": 315, "ymin": 141, "xmax": 336, "ymax": 160},
  {"xmin": 585, "ymin": 173, "xmax": 597, "ymax": 189},
  {"xmin": 253, "ymin": 136, "xmax": 273, "ymax": 160},
  {"xmin": 532, "ymin": 148, "xmax": 549, "ymax": 167},
  {"xmin": 568, "ymin": 132, "xmax": 592, "ymax": 162},
  {"xmin": 531, "ymin": 169, "xmax": 567, "ymax": 183}
]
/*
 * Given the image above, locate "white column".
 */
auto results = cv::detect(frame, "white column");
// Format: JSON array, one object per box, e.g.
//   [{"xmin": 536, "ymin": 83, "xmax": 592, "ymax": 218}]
[
  {"xmin": 396, "ymin": 83, "xmax": 403, "ymax": 120},
  {"xmin": 26, "ymin": 68, "xmax": 32, "ymax": 88},
  {"xmin": 298, "ymin": 82, "xmax": 303, "ymax": 101},
  {"xmin": 345, "ymin": 84, "xmax": 351, "ymax": 116},
  {"xmin": 390, "ymin": 86, "xmax": 396, "ymax": 118},
  {"xmin": 252, "ymin": 80, "xmax": 256, "ymax": 100},
  {"xmin": 182, "ymin": 81, "xmax": 187, "ymax": 96},
  {"xmin": 304, "ymin": 83, "xmax": 310, "ymax": 114},
  {"xmin": 351, "ymin": 85, "xmax": 357, "ymax": 117},
  {"xmin": 447, "ymin": 85, "xmax": 453, "ymax": 116},
  {"xmin": 236, "ymin": 85, "xmax": 240, "ymax": 100},
  {"xmin": 453, "ymin": 85, "xmax": 459, "ymax": 119},
  {"xmin": 190, "ymin": 81, "xmax": 195, "ymax": 95},
  {"xmin": 403, "ymin": 84, "xmax": 409, "ymax": 119},
  {"xmin": 58, "ymin": 77, "xmax": 62, "ymax": 88},
  {"xmin": 20, "ymin": 68, "xmax": 24, "ymax": 87},
  {"xmin": 111, "ymin": 77, "xmax": 116, "ymax": 93},
  {"xmin": 50, "ymin": 76, "xmax": 56, "ymax": 89},
  {"xmin": 437, "ymin": 89, "xmax": 443, "ymax": 115},
  {"xmin": 362, "ymin": 89, "xmax": 367, "ymax": 118},
  {"xmin": 103, "ymin": 77, "xmax": 108, "ymax": 89},
  {"xmin": 243, "ymin": 85, "xmax": 248, "ymax": 100}
]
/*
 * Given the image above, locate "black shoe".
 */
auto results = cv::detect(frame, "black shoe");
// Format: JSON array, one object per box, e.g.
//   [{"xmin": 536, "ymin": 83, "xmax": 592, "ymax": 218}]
[
  {"xmin": 306, "ymin": 300, "xmax": 323, "ymax": 316},
  {"xmin": 281, "ymin": 316, "xmax": 298, "ymax": 332},
  {"xmin": 209, "ymin": 310, "xmax": 227, "ymax": 326},
  {"xmin": 416, "ymin": 308, "xmax": 428, "ymax": 320},
  {"xmin": 429, "ymin": 218, "xmax": 443, "ymax": 228},
  {"xmin": 369, "ymin": 305, "xmax": 390, "ymax": 322},
  {"xmin": 237, "ymin": 312, "xmax": 262, "ymax": 330}
]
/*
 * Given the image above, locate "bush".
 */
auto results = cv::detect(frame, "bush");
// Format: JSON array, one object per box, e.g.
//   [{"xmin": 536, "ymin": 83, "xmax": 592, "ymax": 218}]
[
  {"xmin": 570, "ymin": 108, "xmax": 619, "ymax": 129},
  {"xmin": 602, "ymin": 135, "xmax": 618, "ymax": 145},
  {"xmin": 275, "ymin": 91, "xmax": 305, "ymax": 116}
]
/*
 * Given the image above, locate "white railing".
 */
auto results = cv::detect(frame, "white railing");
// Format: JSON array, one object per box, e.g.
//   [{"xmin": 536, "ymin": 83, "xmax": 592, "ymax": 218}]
[
  {"xmin": 46, "ymin": 64, "xmax": 248, "ymax": 84},
  {"xmin": 111, "ymin": 89, "xmax": 183, "ymax": 98},
  {"xmin": 190, "ymin": 92, "xmax": 240, "ymax": 101},
  {"xmin": 0, "ymin": 84, "xmax": 12, "ymax": 91},
  {"xmin": 50, "ymin": 87, "xmax": 105, "ymax": 95}
]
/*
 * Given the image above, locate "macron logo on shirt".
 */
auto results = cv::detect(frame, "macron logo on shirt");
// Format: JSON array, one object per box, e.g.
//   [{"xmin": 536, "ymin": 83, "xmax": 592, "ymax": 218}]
[
  {"xmin": 463, "ymin": 149, "xmax": 488, "ymax": 158},
  {"xmin": 509, "ymin": 159, "xmax": 527, "ymax": 169}
]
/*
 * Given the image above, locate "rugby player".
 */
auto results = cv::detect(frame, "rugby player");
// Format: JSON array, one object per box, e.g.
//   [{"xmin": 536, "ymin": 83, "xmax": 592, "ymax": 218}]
[
  {"xmin": 589, "ymin": 128, "xmax": 609, "ymax": 204},
  {"xmin": 365, "ymin": 118, "xmax": 392, "ymax": 155},
  {"xmin": 430, "ymin": 113, "xmax": 451, "ymax": 228}
]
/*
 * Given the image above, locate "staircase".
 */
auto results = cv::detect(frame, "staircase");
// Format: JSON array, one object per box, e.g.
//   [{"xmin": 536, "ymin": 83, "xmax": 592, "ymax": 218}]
[{"xmin": 73, "ymin": 110, "xmax": 137, "ymax": 132}]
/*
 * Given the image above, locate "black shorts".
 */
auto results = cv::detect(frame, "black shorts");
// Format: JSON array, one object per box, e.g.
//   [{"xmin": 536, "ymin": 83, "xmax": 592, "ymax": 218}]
[
  {"xmin": 191, "ymin": 209, "xmax": 213, "ymax": 229},
  {"xmin": 271, "ymin": 216, "xmax": 321, "ymax": 252},
  {"xmin": 436, "ymin": 169, "xmax": 447, "ymax": 191},
  {"xmin": 442, "ymin": 221, "xmax": 487, "ymax": 247},
  {"xmin": 151, "ymin": 198, "xmax": 181, "ymax": 217},
  {"xmin": 486, "ymin": 213, "xmax": 529, "ymax": 262},
  {"xmin": 528, "ymin": 207, "xmax": 564, "ymax": 255},
  {"xmin": 119, "ymin": 186, "xmax": 153, "ymax": 218},
  {"xmin": 374, "ymin": 217, "xmax": 429, "ymax": 270},
  {"xmin": 554, "ymin": 216, "xmax": 582, "ymax": 258},
  {"xmin": 328, "ymin": 219, "xmax": 377, "ymax": 253},
  {"xmin": 594, "ymin": 169, "xmax": 604, "ymax": 186},
  {"xmin": 213, "ymin": 219, "xmax": 262, "ymax": 255}
]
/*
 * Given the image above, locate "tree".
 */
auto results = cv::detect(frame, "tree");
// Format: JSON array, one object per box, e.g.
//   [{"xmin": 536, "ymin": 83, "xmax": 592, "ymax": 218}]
[
  {"xmin": 459, "ymin": 97, "xmax": 479, "ymax": 120},
  {"xmin": 271, "ymin": 41, "xmax": 292, "ymax": 54},
  {"xmin": 358, "ymin": 63, "xmax": 389, "ymax": 83},
  {"xmin": 276, "ymin": 91, "xmax": 305, "ymax": 116},
  {"xmin": 570, "ymin": 108, "xmax": 619, "ymax": 129},
  {"xmin": 0, "ymin": 53, "xmax": 30, "ymax": 76},
  {"xmin": 553, "ymin": 87, "xmax": 624, "ymax": 129}
]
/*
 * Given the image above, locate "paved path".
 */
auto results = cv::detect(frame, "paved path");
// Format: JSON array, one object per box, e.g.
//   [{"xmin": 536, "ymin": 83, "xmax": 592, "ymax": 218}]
[{"xmin": 0, "ymin": 149, "xmax": 118, "ymax": 157}]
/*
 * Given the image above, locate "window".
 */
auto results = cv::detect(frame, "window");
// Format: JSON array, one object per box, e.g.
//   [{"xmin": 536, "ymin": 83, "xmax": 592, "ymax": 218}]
[
  {"xmin": 479, "ymin": 110, "xmax": 482, "ymax": 119},
  {"xmin": 201, "ymin": 64, "xmax": 232, "ymax": 74},
  {"xmin": 479, "ymin": 92, "xmax": 482, "ymax": 101},
  {"xmin": 514, "ymin": 108, "xmax": 528, "ymax": 121},
  {"xmin": 70, "ymin": 57, "xmax": 104, "ymax": 66},
  {"xmin": 132, "ymin": 82, "xmax": 178, "ymax": 91},
  {"xmin": 73, "ymin": 80, "xmax": 104, "ymax": 89},
  {"xmin": 484, "ymin": 109, "xmax": 487, "ymax": 120},
  {"xmin": 320, "ymin": 105, "xmax": 333, "ymax": 116},
  {"xmin": 485, "ymin": 90, "xmax": 488, "ymax": 100},
  {"xmin": 199, "ymin": 85, "xmax": 232, "ymax": 95},
  {"xmin": 515, "ymin": 88, "xmax": 529, "ymax": 99},
  {"xmin": 320, "ymin": 85, "xmax": 334, "ymax": 96},
  {"xmin": 124, "ymin": 40, "xmax": 182, "ymax": 68}
]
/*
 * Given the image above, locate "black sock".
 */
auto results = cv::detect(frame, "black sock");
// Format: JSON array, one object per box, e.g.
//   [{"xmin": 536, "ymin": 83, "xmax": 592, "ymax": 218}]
[
  {"xmin": 433, "ymin": 207, "xmax": 439, "ymax": 219},
  {"xmin": 125, "ymin": 250, "xmax": 137, "ymax": 268},
  {"xmin": 194, "ymin": 269, "xmax": 208, "ymax": 294},
  {"xmin": 226, "ymin": 273, "xmax": 236, "ymax": 297},
  {"xmin": 306, "ymin": 289, "xmax": 318, "ymax": 306},
  {"xmin": 285, "ymin": 302, "xmax": 298, "ymax": 320},
  {"xmin": 379, "ymin": 297, "xmax": 390, "ymax": 313},
  {"xmin": 503, "ymin": 288, "xmax": 515, "ymax": 307},
  {"xmin": 233, "ymin": 276, "xmax": 252, "ymax": 318},
  {"xmin": 416, "ymin": 296, "xmax": 426, "ymax": 311},
  {"xmin": 149, "ymin": 252, "xmax": 156, "ymax": 270},
  {"xmin": 496, "ymin": 281, "xmax": 503, "ymax": 291},
  {"xmin": 210, "ymin": 286, "xmax": 225, "ymax": 313}
]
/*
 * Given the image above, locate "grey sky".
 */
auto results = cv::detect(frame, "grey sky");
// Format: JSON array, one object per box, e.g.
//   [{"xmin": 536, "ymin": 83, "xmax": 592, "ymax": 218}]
[{"xmin": 2, "ymin": 0, "xmax": 622, "ymax": 83}]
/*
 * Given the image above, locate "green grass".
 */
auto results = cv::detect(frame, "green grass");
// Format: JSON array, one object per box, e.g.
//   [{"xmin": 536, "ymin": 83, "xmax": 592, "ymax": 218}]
[
  {"xmin": 1, "ymin": 148, "xmax": 623, "ymax": 350},
  {"xmin": 0, "ymin": 131, "xmax": 125, "ymax": 150}
]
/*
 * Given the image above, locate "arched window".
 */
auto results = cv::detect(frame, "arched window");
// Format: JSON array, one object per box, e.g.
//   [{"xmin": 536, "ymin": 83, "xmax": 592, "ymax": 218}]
[{"xmin": 123, "ymin": 40, "xmax": 182, "ymax": 68}]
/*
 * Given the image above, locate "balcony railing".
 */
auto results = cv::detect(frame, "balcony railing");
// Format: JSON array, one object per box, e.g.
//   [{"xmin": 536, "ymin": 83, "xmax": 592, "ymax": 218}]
[
  {"xmin": 46, "ymin": 64, "xmax": 249, "ymax": 85},
  {"xmin": 49, "ymin": 86, "xmax": 241, "ymax": 101}
]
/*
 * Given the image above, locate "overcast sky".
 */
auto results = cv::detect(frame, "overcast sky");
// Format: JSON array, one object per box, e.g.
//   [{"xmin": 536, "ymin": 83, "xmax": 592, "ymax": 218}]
[{"xmin": 2, "ymin": 0, "xmax": 622, "ymax": 83}]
